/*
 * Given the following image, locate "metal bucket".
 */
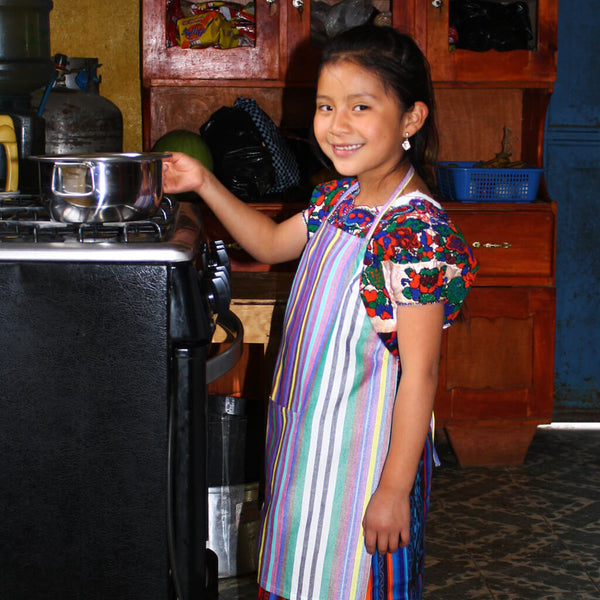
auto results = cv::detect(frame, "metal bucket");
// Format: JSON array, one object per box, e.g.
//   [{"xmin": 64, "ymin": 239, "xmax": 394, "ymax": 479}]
[
  {"xmin": 206, "ymin": 395, "xmax": 264, "ymax": 578},
  {"xmin": 207, "ymin": 482, "xmax": 260, "ymax": 578}
]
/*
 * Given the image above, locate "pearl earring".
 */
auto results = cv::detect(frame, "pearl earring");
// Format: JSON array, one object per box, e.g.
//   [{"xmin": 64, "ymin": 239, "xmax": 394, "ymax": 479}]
[{"xmin": 402, "ymin": 133, "xmax": 411, "ymax": 151}]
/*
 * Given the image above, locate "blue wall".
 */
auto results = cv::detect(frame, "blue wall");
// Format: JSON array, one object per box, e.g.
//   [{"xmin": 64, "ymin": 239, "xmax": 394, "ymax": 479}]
[{"xmin": 545, "ymin": 0, "xmax": 600, "ymax": 419}]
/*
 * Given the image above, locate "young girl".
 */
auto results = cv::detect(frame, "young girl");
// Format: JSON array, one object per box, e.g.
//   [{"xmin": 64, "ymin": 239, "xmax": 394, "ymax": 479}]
[{"xmin": 163, "ymin": 24, "xmax": 478, "ymax": 600}]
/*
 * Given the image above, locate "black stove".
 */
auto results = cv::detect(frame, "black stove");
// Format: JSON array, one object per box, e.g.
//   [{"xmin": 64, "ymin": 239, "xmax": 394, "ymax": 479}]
[{"xmin": 0, "ymin": 190, "xmax": 240, "ymax": 600}]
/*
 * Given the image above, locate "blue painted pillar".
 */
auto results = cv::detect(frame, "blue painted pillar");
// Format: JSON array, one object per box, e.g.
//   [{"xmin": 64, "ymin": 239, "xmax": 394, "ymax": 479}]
[{"xmin": 545, "ymin": 0, "xmax": 600, "ymax": 419}]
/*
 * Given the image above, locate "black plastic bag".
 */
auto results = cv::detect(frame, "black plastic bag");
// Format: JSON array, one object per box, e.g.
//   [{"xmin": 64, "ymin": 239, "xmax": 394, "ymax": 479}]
[
  {"xmin": 234, "ymin": 97, "xmax": 300, "ymax": 193},
  {"xmin": 200, "ymin": 106, "xmax": 275, "ymax": 202},
  {"xmin": 450, "ymin": 0, "xmax": 534, "ymax": 52}
]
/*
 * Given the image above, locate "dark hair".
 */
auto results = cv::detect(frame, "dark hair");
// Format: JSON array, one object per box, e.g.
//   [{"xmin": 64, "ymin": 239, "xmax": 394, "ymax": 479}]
[{"xmin": 318, "ymin": 24, "xmax": 439, "ymax": 187}]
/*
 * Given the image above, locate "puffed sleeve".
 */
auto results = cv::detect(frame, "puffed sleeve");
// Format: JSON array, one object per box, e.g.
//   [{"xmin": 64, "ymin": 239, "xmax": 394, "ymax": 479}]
[{"xmin": 361, "ymin": 195, "xmax": 478, "ymax": 333}]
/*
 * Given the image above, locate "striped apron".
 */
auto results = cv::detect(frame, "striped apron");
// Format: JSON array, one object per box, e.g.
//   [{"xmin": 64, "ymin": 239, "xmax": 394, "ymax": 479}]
[{"xmin": 258, "ymin": 170, "xmax": 427, "ymax": 600}]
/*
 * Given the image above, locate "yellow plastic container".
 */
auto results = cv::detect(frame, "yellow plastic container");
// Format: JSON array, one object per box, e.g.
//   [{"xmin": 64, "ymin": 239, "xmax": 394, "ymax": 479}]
[{"xmin": 0, "ymin": 115, "xmax": 18, "ymax": 192}]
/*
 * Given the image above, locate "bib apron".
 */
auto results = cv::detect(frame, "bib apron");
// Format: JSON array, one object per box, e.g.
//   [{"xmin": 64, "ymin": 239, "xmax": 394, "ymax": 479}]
[{"xmin": 258, "ymin": 169, "xmax": 429, "ymax": 600}]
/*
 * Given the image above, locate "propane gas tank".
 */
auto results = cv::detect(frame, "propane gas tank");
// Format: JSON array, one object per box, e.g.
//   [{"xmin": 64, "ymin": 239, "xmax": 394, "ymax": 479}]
[{"xmin": 35, "ymin": 56, "xmax": 123, "ymax": 154}]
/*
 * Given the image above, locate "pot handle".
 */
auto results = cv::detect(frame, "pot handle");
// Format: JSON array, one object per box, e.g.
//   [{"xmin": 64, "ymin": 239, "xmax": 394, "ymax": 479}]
[
  {"xmin": 0, "ymin": 116, "xmax": 19, "ymax": 192},
  {"xmin": 51, "ymin": 161, "xmax": 96, "ymax": 197}
]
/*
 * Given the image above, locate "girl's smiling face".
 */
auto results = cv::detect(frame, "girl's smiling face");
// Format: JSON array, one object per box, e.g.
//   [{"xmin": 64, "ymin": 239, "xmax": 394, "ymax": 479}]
[{"xmin": 314, "ymin": 59, "xmax": 407, "ymax": 188}]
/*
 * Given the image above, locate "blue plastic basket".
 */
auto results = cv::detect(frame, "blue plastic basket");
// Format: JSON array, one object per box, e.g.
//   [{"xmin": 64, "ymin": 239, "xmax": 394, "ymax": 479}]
[{"xmin": 436, "ymin": 161, "xmax": 543, "ymax": 202}]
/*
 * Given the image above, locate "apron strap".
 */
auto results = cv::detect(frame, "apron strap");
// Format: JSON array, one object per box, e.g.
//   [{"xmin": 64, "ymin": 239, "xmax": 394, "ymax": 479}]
[
  {"xmin": 365, "ymin": 166, "xmax": 415, "ymax": 239},
  {"xmin": 323, "ymin": 165, "xmax": 419, "ymax": 242}
]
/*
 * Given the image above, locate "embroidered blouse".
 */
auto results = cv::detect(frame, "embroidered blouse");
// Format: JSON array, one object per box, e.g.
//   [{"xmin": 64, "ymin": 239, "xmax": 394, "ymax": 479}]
[{"xmin": 303, "ymin": 178, "xmax": 479, "ymax": 356}]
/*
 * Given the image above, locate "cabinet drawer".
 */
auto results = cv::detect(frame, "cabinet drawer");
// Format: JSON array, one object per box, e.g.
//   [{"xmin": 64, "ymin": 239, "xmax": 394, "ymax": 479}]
[{"xmin": 447, "ymin": 202, "xmax": 556, "ymax": 286}]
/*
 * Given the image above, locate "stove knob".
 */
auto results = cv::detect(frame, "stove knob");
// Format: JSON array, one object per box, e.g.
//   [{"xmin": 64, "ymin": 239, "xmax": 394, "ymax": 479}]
[
  {"xmin": 206, "ymin": 265, "xmax": 231, "ymax": 317},
  {"xmin": 211, "ymin": 240, "xmax": 230, "ymax": 273},
  {"xmin": 204, "ymin": 239, "xmax": 231, "ymax": 274}
]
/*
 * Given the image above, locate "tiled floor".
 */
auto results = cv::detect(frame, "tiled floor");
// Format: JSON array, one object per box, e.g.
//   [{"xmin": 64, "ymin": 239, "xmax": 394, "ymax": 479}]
[{"xmin": 218, "ymin": 424, "xmax": 600, "ymax": 599}]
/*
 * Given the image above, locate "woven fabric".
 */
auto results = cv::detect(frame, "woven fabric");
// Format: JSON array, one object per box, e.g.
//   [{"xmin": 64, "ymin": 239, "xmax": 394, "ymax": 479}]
[
  {"xmin": 258, "ymin": 433, "xmax": 433, "ymax": 600},
  {"xmin": 234, "ymin": 97, "xmax": 300, "ymax": 193},
  {"xmin": 366, "ymin": 431, "xmax": 433, "ymax": 600},
  {"xmin": 258, "ymin": 185, "xmax": 419, "ymax": 599}
]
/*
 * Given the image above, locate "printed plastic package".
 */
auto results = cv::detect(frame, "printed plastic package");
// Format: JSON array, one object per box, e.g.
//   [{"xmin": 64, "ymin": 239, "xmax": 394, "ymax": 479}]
[{"xmin": 166, "ymin": 0, "xmax": 255, "ymax": 49}]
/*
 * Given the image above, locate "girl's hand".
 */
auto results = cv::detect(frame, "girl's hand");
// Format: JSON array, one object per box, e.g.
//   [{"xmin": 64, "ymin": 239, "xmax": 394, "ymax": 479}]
[
  {"xmin": 161, "ymin": 151, "xmax": 209, "ymax": 197},
  {"xmin": 362, "ymin": 485, "xmax": 411, "ymax": 554},
  {"xmin": 162, "ymin": 150, "xmax": 307, "ymax": 265}
]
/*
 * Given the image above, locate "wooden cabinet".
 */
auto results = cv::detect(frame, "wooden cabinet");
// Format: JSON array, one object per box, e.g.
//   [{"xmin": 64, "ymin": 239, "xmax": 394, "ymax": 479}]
[
  {"xmin": 141, "ymin": 0, "xmax": 411, "ymax": 147},
  {"xmin": 437, "ymin": 286, "xmax": 556, "ymax": 465},
  {"xmin": 284, "ymin": 0, "xmax": 560, "ymax": 87},
  {"xmin": 420, "ymin": 0, "xmax": 559, "ymax": 168},
  {"xmin": 437, "ymin": 202, "xmax": 557, "ymax": 465},
  {"xmin": 141, "ymin": 0, "xmax": 289, "ymax": 149},
  {"xmin": 142, "ymin": 0, "xmax": 559, "ymax": 465},
  {"xmin": 415, "ymin": 3, "xmax": 558, "ymax": 465},
  {"xmin": 447, "ymin": 201, "xmax": 556, "ymax": 287},
  {"xmin": 142, "ymin": 1, "xmax": 558, "ymax": 158}
]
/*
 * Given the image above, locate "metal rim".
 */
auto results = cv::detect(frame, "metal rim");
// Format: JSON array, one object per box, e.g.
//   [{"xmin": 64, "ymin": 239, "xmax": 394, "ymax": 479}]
[{"xmin": 29, "ymin": 152, "xmax": 171, "ymax": 163}]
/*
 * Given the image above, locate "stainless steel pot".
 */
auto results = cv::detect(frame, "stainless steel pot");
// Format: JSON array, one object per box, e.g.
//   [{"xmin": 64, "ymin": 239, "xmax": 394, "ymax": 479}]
[{"xmin": 31, "ymin": 152, "xmax": 170, "ymax": 223}]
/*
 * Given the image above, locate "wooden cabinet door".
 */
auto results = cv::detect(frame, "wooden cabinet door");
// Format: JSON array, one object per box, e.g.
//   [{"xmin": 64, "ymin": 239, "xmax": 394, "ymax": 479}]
[
  {"xmin": 142, "ymin": 0, "xmax": 282, "ymax": 82},
  {"xmin": 285, "ymin": 0, "xmax": 322, "ymax": 84},
  {"xmin": 420, "ymin": 0, "xmax": 558, "ymax": 84},
  {"xmin": 435, "ymin": 285, "xmax": 555, "ymax": 424},
  {"xmin": 285, "ymin": 0, "xmax": 417, "ymax": 83}
]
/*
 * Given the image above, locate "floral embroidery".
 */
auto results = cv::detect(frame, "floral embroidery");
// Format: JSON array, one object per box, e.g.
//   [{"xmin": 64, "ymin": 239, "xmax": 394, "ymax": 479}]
[
  {"xmin": 305, "ymin": 179, "xmax": 479, "ymax": 355},
  {"xmin": 401, "ymin": 267, "xmax": 445, "ymax": 302}
]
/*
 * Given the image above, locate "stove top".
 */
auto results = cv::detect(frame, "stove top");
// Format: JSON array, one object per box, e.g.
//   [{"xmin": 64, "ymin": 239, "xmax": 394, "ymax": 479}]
[{"xmin": 0, "ymin": 192, "xmax": 204, "ymax": 263}]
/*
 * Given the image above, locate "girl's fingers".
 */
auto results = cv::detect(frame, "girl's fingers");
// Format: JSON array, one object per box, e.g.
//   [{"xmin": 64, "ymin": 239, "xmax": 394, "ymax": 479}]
[
  {"xmin": 386, "ymin": 534, "xmax": 400, "ymax": 555},
  {"xmin": 364, "ymin": 528, "xmax": 377, "ymax": 555},
  {"xmin": 365, "ymin": 530, "xmax": 404, "ymax": 555}
]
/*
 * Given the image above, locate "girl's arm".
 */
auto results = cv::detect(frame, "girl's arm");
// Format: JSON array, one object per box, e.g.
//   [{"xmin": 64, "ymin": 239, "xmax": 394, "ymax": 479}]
[
  {"xmin": 362, "ymin": 302, "xmax": 444, "ymax": 555},
  {"xmin": 162, "ymin": 152, "xmax": 307, "ymax": 265}
]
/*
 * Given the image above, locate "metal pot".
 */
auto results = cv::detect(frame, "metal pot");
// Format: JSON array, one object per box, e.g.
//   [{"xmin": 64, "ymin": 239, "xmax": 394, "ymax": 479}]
[{"xmin": 31, "ymin": 152, "xmax": 170, "ymax": 223}]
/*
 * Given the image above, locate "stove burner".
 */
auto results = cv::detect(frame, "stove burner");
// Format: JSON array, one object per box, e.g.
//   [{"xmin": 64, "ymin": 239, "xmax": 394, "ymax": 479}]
[
  {"xmin": 0, "ymin": 193, "xmax": 176, "ymax": 244},
  {"xmin": 77, "ymin": 220, "xmax": 166, "ymax": 243}
]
